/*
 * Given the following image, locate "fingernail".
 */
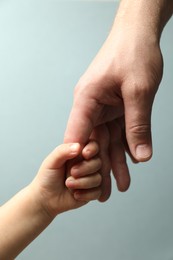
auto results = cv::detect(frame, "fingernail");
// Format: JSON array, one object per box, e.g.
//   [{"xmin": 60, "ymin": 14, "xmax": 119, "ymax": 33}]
[
  {"xmin": 65, "ymin": 177, "xmax": 75, "ymax": 188},
  {"xmin": 66, "ymin": 177, "xmax": 74, "ymax": 183},
  {"xmin": 66, "ymin": 180, "xmax": 74, "ymax": 187},
  {"xmin": 70, "ymin": 143, "xmax": 79, "ymax": 153},
  {"xmin": 136, "ymin": 144, "xmax": 152, "ymax": 161}
]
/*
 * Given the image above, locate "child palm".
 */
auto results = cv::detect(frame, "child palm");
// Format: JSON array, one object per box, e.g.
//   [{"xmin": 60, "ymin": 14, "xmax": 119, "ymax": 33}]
[{"xmin": 31, "ymin": 142, "xmax": 102, "ymax": 218}]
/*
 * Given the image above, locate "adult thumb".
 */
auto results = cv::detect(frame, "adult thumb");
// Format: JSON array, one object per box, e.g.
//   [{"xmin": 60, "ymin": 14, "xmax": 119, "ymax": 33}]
[{"xmin": 124, "ymin": 88, "xmax": 155, "ymax": 162}]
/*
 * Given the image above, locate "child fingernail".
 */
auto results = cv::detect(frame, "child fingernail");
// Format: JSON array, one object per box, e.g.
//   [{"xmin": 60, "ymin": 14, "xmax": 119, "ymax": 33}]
[{"xmin": 66, "ymin": 178, "xmax": 74, "ymax": 188}]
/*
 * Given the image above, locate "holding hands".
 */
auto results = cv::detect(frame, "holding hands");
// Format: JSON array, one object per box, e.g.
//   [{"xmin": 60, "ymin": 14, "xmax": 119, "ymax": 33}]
[
  {"xmin": 0, "ymin": 141, "xmax": 102, "ymax": 259},
  {"xmin": 1, "ymin": 1, "xmax": 173, "ymax": 259},
  {"xmin": 32, "ymin": 140, "xmax": 102, "ymax": 217}
]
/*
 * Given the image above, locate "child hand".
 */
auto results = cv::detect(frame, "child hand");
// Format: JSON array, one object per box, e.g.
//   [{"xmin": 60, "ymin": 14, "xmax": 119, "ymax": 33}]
[
  {"xmin": 65, "ymin": 140, "xmax": 102, "ymax": 201},
  {"xmin": 30, "ymin": 141, "xmax": 102, "ymax": 219}
]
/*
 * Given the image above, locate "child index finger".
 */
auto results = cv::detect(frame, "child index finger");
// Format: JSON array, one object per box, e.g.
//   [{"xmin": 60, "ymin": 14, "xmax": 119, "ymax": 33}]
[{"xmin": 82, "ymin": 140, "xmax": 99, "ymax": 160}]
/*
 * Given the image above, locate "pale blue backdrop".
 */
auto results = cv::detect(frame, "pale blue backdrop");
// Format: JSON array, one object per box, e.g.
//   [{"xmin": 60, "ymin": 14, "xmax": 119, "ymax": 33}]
[{"xmin": 0, "ymin": 1, "xmax": 173, "ymax": 259}]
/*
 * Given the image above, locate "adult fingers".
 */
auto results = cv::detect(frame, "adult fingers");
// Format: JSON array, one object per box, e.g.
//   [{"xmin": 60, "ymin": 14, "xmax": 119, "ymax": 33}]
[
  {"xmin": 108, "ymin": 120, "xmax": 130, "ymax": 192},
  {"xmin": 64, "ymin": 82, "xmax": 123, "ymax": 144},
  {"xmin": 64, "ymin": 84, "xmax": 100, "ymax": 144}
]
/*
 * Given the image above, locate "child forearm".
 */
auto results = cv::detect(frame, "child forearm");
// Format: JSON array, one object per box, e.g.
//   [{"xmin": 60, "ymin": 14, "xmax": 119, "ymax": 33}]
[{"xmin": 0, "ymin": 185, "xmax": 53, "ymax": 260}]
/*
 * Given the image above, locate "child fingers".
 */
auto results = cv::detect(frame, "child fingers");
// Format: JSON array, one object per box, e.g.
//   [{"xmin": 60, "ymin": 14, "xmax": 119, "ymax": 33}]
[
  {"xmin": 73, "ymin": 187, "xmax": 102, "ymax": 201},
  {"xmin": 41, "ymin": 143, "xmax": 81, "ymax": 169},
  {"xmin": 66, "ymin": 173, "xmax": 102, "ymax": 190},
  {"xmin": 82, "ymin": 140, "xmax": 99, "ymax": 160},
  {"xmin": 71, "ymin": 157, "xmax": 102, "ymax": 177}
]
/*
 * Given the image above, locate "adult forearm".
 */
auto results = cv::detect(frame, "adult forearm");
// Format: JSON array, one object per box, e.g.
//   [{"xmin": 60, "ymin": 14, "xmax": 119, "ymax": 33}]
[
  {"xmin": 0, "ymin": 186, "xmax": 52, "ymax": 260},
  {"xmin": 113, "ymin": 0, "xmax": 173, "ymax": 41}
]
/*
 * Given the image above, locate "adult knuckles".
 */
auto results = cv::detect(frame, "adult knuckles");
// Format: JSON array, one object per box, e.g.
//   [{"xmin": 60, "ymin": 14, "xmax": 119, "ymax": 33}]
[
  {"xmin": 128, "ymin": 123, "xmax": 151, "ymax": 136},
  {"xmin": 122, "ymin": 78, "xmax": 158, "ymax": 105},
  {"xmin": 74, "ymin": 75, "xmax": 96, "ymax": 94}
]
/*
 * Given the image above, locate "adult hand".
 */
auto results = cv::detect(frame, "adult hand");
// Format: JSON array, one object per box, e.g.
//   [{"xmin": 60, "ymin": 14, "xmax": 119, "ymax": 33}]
[{"xmin": 64, "ymin": 0, "xmax": 172, "ymax": 201}]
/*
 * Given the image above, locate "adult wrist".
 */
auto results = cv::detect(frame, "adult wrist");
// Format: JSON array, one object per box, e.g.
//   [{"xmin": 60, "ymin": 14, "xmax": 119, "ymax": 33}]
[{"xmin": 113, "ymin": 0, "xmax": 173, "ymax": 43}]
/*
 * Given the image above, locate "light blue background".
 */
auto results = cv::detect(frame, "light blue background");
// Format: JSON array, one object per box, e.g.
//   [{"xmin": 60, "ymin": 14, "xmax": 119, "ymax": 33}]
[{"xmin": 0, "ymin": 1, "xmax": 173, "ymax": 259}]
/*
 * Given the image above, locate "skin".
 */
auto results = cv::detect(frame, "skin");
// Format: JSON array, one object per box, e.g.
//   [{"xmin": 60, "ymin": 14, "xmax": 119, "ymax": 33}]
[
  {"xmin": 64, "ymin": 0, "xmax": 173, "ymax": 201},
  {"xmin": 0, "ymin": 141, "xmax": 102, "ymax": 260}
]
